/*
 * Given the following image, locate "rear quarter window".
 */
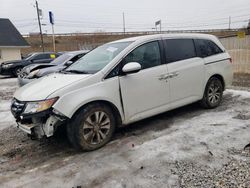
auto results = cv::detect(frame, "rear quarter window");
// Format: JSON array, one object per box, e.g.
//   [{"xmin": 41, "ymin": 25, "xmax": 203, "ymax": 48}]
[
  {"xmin": 195, "ymin": 39, "xmax": 223, "ymax": 58},
  {"xmin": 164, "ymin": 39, "xmax": 196, "ymax": 63}
]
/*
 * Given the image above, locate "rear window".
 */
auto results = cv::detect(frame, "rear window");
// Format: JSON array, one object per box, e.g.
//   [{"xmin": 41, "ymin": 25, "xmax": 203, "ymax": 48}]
[
  {"xmin": 32, "ymin": 53, "xmax": 58, "ymax": 60},
  {"xmin": 33, "ymin": 54, "xmax": 51, "ymax": 60},
  {"xmin": 50, "ymin": 54, "xmax": 71, "ymax": 65},
  {"xmin": 195, "ymin": 39, "xmax": 223, "ymax": 58},
  {"xmin": 164, "ymin": 39, "xmax": 196, "ymax": 63}
]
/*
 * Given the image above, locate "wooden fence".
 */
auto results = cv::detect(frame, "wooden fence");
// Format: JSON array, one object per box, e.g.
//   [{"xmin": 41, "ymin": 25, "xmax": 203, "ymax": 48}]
[{"xmin": 220, "ymin": 35, "xmax": 250, "ymax": 74}]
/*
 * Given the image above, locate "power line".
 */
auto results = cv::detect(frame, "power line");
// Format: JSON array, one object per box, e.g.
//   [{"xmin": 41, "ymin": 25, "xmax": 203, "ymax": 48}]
[
  {"xmin": 53, "ymin": 17, "xmax": 249, "ymax": 28},
  {"xmin": 38, "ymin": 1, "xmax": 250, "ymax": 13},
  {"xmin": 54, "ymin": 20, "xmax": 248, "ymax": 30},
  {"xmin": 14, "ymin": 17, "xmax": 249, "ymax": 31},
  {"xmin": 52, "ymin": 12, "xmax": 250, "ymax": 26},
  {"xmin": 163, "ymin": 20, "xmax": 249, "ymax": 29}
]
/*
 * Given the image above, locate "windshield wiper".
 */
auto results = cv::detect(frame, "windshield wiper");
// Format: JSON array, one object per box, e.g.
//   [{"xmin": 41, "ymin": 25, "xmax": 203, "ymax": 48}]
[{"xmin": 62, "ymin": 70, "xmax": 89, "ymax": 74}]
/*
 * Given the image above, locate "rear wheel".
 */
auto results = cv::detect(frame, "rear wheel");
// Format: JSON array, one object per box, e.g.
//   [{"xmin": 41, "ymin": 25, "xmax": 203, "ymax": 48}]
[
  {"xmin": 200, "ymin": 77, "xmax": 223, "ymax": 108},
  {"xmin": 67, "ymin": 103, "xmax": 116, "ymax": 151}
]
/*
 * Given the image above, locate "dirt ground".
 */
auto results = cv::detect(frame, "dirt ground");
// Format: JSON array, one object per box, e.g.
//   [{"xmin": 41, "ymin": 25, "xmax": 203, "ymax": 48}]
[
  {"xmin": 0, "ymin": 75, "xmax": 250, "ymax": 188},
  {"xmin": 233, "ymin": 73, "xmax": 250, "ymax": 88}
]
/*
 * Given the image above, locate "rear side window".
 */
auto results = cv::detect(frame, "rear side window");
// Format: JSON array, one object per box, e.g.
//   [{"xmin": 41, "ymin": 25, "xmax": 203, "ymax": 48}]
[
  {"xmin": 164, "ymin": 39, "xmax": 196, "ymax": 63},
  {"xmin": 195, "ymin": 39, "xmax": 223, "ymax": 58}
]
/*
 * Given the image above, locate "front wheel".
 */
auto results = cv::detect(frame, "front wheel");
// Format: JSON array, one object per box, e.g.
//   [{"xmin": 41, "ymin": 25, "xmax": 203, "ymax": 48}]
[
  {"xmin": 67, "ymin": 103, "xmax": 116, "ymax": 151},
  {"xmin": 13, "ymin": 67, "xmax": 22, "ymax": 77},
  {"xmin": 200, "ymin": 77, "xmax": 223, "ymax": 109}
]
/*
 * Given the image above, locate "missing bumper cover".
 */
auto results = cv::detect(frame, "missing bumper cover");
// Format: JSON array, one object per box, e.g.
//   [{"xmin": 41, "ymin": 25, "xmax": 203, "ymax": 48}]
[{"xmin": 16, "ymin": 122, "xmax": 35, "ymax": 134}]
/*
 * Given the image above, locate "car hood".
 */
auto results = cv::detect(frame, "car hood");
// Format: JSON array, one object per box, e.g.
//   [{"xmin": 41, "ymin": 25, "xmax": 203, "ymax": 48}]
[
  {"xmin": 14, "ymin": 73, "xmax": 91, "ymax": 101},
  {"xmin": 2, "ymin": 60, "xmax": 27, "ymax": 65},
  {"xmin": 24, "ymin": 63, "xmax": 53, "ymax": 73},
  {"xmin": 36, "ymin": 65, "xmax": 65, "ymax": 77}
]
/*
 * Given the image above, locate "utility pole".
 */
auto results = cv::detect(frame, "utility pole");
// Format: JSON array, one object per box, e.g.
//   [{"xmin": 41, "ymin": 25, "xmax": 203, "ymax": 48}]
[
  {"xmin": 229, "ymin": 16, "xmax": 231, "ymax": 30},
  {"xmin": 123, "ymin": 12, "xmax": 126, "ymax": 35},
  {"xmin": 35, "ymin": 0, "xmax": 44, "ymax": 52},
  {"xmin": 51, "ymin": 24, "xmax": 55, "ymax": 52}
]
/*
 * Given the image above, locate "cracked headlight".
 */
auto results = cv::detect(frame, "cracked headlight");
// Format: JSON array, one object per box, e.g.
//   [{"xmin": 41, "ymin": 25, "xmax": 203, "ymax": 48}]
[
  {"xmin": 27, "ymin": 69, "xmax": 40, "ymax": 78},
  {"xmin": 23, "ymin": 97, "xmax": 59, "ymax": 115}
]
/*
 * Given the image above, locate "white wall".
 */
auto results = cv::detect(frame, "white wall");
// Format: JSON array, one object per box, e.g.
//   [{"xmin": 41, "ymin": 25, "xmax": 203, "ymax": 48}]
[{"xmin": 0, "ymin": 48, "xmax": 21, "ymax": 64}]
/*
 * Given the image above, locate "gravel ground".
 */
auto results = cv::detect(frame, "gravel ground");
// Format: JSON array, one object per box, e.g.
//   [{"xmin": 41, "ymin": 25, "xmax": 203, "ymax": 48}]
[{"xmin": 0, "ymin": 76, "xmax": 250, "ymax": 188}]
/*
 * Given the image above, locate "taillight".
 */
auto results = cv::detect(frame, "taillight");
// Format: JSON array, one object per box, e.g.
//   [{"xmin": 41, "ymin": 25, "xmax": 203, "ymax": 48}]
[{"xmin": 229, "ymin": 58, "xmax": 233, "ymax": 63}]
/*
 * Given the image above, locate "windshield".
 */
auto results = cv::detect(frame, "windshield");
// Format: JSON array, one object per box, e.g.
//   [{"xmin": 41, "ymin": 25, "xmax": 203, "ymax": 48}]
[
  {"xmin": 25, "ymin": 53, "xmax": 35, "ymax": 60},
  {"xmin": 65, "ymin": 41, "xmax": 132, "ymax": 74},
  {"xmin": 50, "ymin": 53, "xmax": 71, "ymax": 65}
]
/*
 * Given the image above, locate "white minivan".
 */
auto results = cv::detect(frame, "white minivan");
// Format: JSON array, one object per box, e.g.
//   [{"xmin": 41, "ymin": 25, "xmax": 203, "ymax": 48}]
[{"xmin": 11, "ymin": 34, "xmax": 233, "ymax": 151}]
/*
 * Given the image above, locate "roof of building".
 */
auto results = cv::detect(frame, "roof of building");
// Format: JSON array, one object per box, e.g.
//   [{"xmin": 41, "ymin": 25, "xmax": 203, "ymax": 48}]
[{"xmin": 0, "ymin": 18, "xmax": 29, "ymax": 47}]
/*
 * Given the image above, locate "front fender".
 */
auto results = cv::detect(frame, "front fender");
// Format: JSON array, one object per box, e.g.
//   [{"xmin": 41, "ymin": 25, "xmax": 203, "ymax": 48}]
[{"xmin": 52, "ymin": 77, "xmax": 124, "ymax": 121}]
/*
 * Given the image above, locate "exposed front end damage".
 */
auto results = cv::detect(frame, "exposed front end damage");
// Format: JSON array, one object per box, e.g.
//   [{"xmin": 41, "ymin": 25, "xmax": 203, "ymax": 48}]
[{"xmin": 11, "ymin": 98, "xmax": 67, "ymax": 139}]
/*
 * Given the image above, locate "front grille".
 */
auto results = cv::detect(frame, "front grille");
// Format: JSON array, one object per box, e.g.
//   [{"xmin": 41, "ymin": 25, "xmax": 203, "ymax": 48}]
[{"xmin": 11, "ymin": 98, "xmax": 25, "ymax": 118}]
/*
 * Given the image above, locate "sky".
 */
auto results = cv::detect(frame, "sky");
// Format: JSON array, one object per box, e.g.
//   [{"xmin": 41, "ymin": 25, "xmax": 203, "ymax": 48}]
[{"xmin": 0, "ymin": 0, "xmax": 250, "ymax": 34}]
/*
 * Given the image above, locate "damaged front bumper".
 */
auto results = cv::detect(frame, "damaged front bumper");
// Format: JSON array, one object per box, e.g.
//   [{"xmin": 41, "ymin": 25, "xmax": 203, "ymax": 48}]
[
  {"xmin": 16, "ymin": 123, "xmax": 35, "ymax": 134},
  {"xmin": 11, "ymin": 98, "xmax": 67, "ymax": 139},
  {"xmin": 16, "ymin": 115, "xmax": 66, "ymax": 139}
]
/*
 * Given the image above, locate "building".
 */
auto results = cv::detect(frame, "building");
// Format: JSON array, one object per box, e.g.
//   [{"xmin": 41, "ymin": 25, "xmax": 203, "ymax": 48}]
[{"xmin": 0, "ymin": 18, "xmax": 29, "ymax": 64}]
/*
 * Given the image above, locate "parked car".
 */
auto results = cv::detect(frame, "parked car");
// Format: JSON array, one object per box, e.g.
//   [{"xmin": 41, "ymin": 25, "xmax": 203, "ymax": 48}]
[
  {"xmin": 18, "ymin": 50, "xmax": 89, "ymax": 86},
  {"xmin": 11, "ymin": 34, "xmax": 233, "ymax": 151},
  {"xmin": 0, "ymin": 52, "xmax": 62, "ymax": 77}
]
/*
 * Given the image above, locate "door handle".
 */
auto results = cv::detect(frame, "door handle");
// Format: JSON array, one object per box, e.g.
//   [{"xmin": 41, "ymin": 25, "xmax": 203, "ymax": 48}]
[
  {"xmin": 169, "ymin": 71, "xmax": 179, "ymax": 78},
  {"xmin": 158, "ymin": 74, "xmax": 169, "ymax": 81}
]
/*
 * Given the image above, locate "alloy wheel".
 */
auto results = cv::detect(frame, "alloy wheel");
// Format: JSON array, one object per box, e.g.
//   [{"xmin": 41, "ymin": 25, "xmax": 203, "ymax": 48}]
[
  {"xmin": 208, "ymin": 83, "xmax": 221, "ymax": 104},
  {"xmin": 82, "ymin": 111, "xmax": 111, "ymax": 145},
  {"xmin": 16, "ymin": 68, "xmax": 22, "ymax": 76}
]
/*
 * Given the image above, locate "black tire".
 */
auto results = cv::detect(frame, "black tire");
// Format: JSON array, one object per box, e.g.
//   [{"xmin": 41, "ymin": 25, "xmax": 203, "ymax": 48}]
[
  {"xmin": 13, "ymin": 67, "xmax": 22, "ymax": 77},
  {"xmin": 67, "ymin": 103, "xmax": 116, "ymax": 151},
  {"xmin": 200, "ymin": 77, "xmax": 223, "ymax": 109}
]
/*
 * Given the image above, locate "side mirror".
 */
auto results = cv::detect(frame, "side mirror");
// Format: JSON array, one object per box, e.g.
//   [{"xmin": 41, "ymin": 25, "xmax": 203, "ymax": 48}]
[
  {"xmin": 65, "ymin": 61, "xmax": 73, "ymax": 66},
  {"xmin": 122, "ymin": 62, "xmax": 141, "ymax": 74}
]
